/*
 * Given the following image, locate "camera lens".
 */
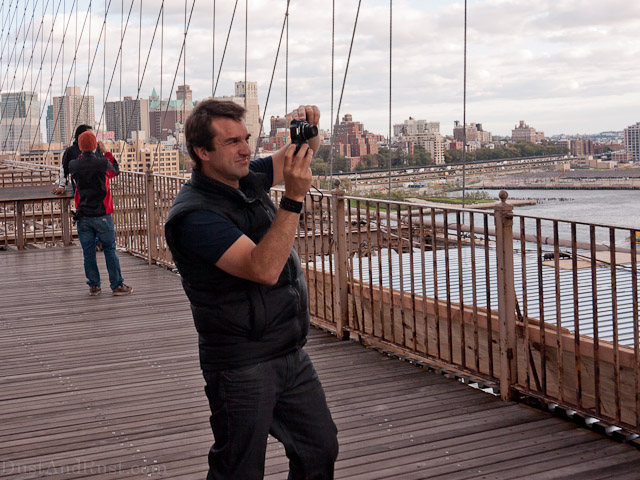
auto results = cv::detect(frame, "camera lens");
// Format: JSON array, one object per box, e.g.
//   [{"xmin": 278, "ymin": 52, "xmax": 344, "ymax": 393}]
[{"xmin": 301, "ymin": 123, "xmax": 318, "ymax": 140}]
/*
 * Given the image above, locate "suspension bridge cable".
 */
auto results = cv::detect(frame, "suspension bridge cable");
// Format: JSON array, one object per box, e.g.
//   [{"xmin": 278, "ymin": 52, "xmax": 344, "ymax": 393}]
[
  {"xmin": 0, "ymin": 0, "xmax": 33, "ymax": 151},
  {"xmin": 244, "ymin": 0, "xmax": 247, "ymax": 110},
  {"xmin": 0, "ymin": 0, "xmax": 29, "ymax": 98},
  {"xmin": 462, "ymin": 0, "xmax": 467, "ymax": 208},
  {"xmin": 387, "ymin": 0, "xmax": 392, "ymax": 199},
  {"xmin": 0, "ymin": 1, "xmax": 21, "ymax": 95},
  {"xmin": 151, "ymin": 0, "xmax": 196, "ymax": 170},
  {"xmin": 253, "ymin": 0, "xmax": 290, "ymax": 159},
  {"xmin": 212, "ymin": 0, "xmax": 239, "ymax": 97},
  {"xmin": 6, "ymin": 0, "xmax": 64, "ymax": 154},
  {"xmin": 327, "ymin": 0, "xmax": 334, "ymax": 183},
  {"xmin": 211, "ymin": 0, "xmax": 215, "ymax": 96},
  {"xmin": 30, "ymin": 1, "xmax": 92, "ymax": 155},
  {"xmin": 14, "ymin": 0, "xmax": 67, "ymax": 152},
  {"xmin": 114, "ymin": 0, "xmax": 164, "ymax": 167},
  {"xmin": 73, "ymin": 0, "xmax": 111, "ymax": 129},
  {"xmin": 183, "ymin": 0, "xmax": 186, "ymax": 153},
  {"xmin": 328, "ymin": 0, "xmax": 362, "ymax": 185}
]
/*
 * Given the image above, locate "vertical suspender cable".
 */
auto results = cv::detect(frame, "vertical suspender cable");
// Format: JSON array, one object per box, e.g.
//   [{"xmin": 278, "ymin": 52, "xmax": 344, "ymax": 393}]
[
  {"xmin": 387, "ymin": 0, "xmax": 392, "ymax": 199},
  {"xmin": 74, "ymin": 0, "xmax": 76, "ymax": 93},
  {"xmin": 328, "ymin": 0, "xmax": 362, "ymax": 185},
  {"xmin": 138, "ymin": 0, "xmax": 142, "ymax": 166},
  {"xmin": 253, "ymin": 0, "xmax": 289, "ymax": 159},
  {"xmin": 285, "ymin": 2, "xmax": 288, "ymax": 115},
  {"xmin": 102, "ymin": 0, "xmax": 106, "ymax": 125},
  {"xmin": 462, "ymin": 0, "xmax": 467, "ymax": 208},
  {"xmin": 211, "ymin": 0, "xmax": 216, "ymax": 97},
  {"xmin": 183, "ymin": 0, "xmax": 186, "ymax": 152},
  {"xmin": 212, "ymin": 0, "xmax": 239, "ymax": 97},
  {"xmin": 244, "ymin": 0, "xmax": 247, "ymax": 110},
  {"xmin": 61, "ymin": 0, "xmax": 64, "ymax": 101},
  {"xmin": 6, "ymin": 0, "xmax": 62, "ymax": 153},
  {"xmin": 328, "ymin": 0, "xmax": 334, "ymax": 184},
  {"xmin": 32, "ymin": 1, "xmax": 93, "ymax": 156}
]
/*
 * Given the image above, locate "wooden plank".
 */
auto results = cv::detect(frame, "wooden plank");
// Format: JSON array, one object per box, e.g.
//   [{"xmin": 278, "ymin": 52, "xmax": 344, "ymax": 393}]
[{"xmin": 1, "ymin": 247, "xmax": 639, "ymax": 479}]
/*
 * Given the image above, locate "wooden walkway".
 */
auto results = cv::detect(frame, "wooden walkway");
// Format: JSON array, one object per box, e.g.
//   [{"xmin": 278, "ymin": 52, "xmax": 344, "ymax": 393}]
[{"xmin": 1, "ymin": 246, "xmax": 640, "ymax": 479}]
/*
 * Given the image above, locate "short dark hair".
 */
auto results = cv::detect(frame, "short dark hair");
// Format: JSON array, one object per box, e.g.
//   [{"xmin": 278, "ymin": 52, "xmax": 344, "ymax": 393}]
[
  {"xmin": 74, "ymin": 124, "xmax": 93, "ymax": 142},
  {"xmin": 185, "ymin": 99, "xmax": 246, "ymax": 170}
]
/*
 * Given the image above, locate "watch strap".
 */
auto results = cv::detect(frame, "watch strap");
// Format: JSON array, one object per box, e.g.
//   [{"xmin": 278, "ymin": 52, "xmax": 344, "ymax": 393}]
[{"xmin": 279, "ymin": 196, "xmax": 303, "ymax": 214}]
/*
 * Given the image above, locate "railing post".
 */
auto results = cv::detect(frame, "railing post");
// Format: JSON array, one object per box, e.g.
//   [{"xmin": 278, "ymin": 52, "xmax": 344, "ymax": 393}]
[
  {"xmin": 61, "ymin": 198, "xmax": 71, "ymax": 246},
  {"xmin": 16, "ymin": 200, "xmax": 25, "ymax": 250},
  {"xmin": 331, "ymin": 180, "xmax": 348, "ymax": 339},
  {"xmin": 494, "ymin": 190, "xmax": 517, "ymax": 401},
  {"xmin": 144, "ymin": 170, "xmax": 158, "ymax": 265}
]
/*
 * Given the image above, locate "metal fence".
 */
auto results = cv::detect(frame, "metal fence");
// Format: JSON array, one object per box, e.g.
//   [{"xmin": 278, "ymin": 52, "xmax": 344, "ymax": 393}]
[{"xmin": 2, "ymin": 160, "xmax": 639, "ymax": 435}]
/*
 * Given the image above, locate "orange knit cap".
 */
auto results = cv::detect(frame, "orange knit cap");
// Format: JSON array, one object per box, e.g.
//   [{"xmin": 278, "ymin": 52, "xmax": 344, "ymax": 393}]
[{"xmin": 78, "ymin": 130, "xmax": 97, "ymax": 152}]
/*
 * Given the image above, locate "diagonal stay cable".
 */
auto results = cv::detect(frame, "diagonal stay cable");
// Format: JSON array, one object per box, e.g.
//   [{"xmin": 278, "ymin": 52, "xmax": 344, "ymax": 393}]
[
  {"xmin": 93, "ymin": 0, "xmax": 135, "ymax": 159},
  {"xmin": 32, "ymin": 0, "xmax": 92, "ymax": 156},
  {"xmin": 72, "ymin": 0, "xmax": 114, "ymax": 133},
  {"xmin": 0, "ymin": 0, "xmax": 35, "ymax": 152},
  {"xmin": 110, "ymin": 0, "xmax": 164, "ymax": 163},
  {"xmin": 9, "ymin": 0, "xmax": 62, "ymax": 151},
  {"xmin": 26, "ymin": 0, "xmax": 89, "ymax": 156},
  {"xmin": 4, "ymin": 0, "xmax": 61, "ymax": 155},
  {"xmin": 328, "ymin": 0, "xmax": 362, "ymax": 185},
  {"xmin": 252, "ymin": 0, "xmax": 290, "ymax": 159},
  {"xmin": 0, "ymin": 0, "xmax": 30, "ymax": 119},
  {"xmin": 212, "ymin": 0, "xmax": 238, "ymax": 97},
  {"xmin": 3, "ymin": 0, "xmax": 41, "ymax": 154},
  {"xmin": 151, "ymin": 0, "xmax": 195, "ymax": 171},
  {"xmin": 0, "ymin": 0, "xmax": 22, "ymax": 96}
]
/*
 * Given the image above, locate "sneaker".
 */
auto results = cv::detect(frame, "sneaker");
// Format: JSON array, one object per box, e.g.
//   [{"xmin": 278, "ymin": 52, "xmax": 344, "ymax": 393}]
[
  {"xmin": 112, "ymin": 284, "xmax": 133, "ymax": 296},
  {"xmin": 89, "ymin": 286, "xmax": 101, "ymax": 296}
]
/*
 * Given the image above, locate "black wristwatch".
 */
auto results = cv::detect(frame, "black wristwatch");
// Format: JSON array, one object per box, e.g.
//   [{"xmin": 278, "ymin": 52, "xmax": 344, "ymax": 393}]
[{"xmin": 280, "ymin": 196, "xmax": 303, "ymax": 214}]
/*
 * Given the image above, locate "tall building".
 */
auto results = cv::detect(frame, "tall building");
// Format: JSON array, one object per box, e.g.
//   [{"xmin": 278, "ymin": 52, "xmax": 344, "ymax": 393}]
[
  {"xmin": 176, "ymin": 84, "xmax": 192, "ymax": 102},
  {"xmin": 453, "ymin": 121, "xmax": 492, "ymax": 144},
  {"xmin": 394, "ymin": 118, "xmax": 440, "ymax": 137},
  {"xmin": 0, "ymin": 91, "xmax": 42, "ymax": 152},
  {"xmin": 46, "ymin": 105, "xmax": 54, "ymax": 143},
  {"xmin": 51, "ymin": 86, "xmax": 95, "ymax": 146},
  {"xmin": 218, "ymin": 81, "xmax": 261, "ymax": 151},
  {"xmin": 511, "ymin": 120, "xmax": 544, "ymax": 144},
  {"xmin": 148, "ymin": 86, "xmax": 194, "ymax": 142},
  {"xmin": 624, "ymin": 122, "xmax": 640, "ymax": 163},
  {"xmin": 396, "ymin": 118, "xmax": 445, "ymax": 164},
  {"xmin": 333, "ymin": 113, "xmax": 379, "ymax": 169},
  {"xmin": 104, "ymin": 96, "xmax": 150, "ymax": 141}
]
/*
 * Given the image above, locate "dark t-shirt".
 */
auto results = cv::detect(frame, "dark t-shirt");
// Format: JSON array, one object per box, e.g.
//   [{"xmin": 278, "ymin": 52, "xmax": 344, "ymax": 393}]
[{"xmin": 178, "ymin": 156, "xmax": 274, "ymax": 264}]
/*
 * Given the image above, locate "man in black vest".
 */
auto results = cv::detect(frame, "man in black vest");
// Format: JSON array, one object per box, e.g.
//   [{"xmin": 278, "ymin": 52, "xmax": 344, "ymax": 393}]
[{"xmin": 165, "ymin": 99, "xmax": 338, "ymax": 479}]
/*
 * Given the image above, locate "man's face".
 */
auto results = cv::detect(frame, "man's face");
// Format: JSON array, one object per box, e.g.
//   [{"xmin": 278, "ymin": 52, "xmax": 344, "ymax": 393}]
[{"xmin": 197, "ymin": 118, "xmax": 252, "ymax": 188}]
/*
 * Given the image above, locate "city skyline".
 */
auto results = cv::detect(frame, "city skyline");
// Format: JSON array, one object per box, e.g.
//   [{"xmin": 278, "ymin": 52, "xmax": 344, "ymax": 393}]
[{"xmin": 1, "ymin": 1, "xmax": 639, "ymax": 139}]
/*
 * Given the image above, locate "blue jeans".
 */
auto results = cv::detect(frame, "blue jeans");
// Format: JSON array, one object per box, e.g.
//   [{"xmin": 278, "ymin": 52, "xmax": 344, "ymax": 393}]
[
  {"xmin": 202, "ymin": 349, "xmax": 338, "ymax": 480},
  {"xmin": 77, "ymin": 214, "xmax": 124, "ymax": 290}
]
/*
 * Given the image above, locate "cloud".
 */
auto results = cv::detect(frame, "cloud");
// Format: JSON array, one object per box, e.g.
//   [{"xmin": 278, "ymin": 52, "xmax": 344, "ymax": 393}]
[{"xmin": 3, "ymin": 0, "xmax": 640, "ymax": 139}]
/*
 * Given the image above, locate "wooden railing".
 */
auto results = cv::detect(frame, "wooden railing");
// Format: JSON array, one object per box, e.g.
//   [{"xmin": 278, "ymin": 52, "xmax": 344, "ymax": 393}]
[{"xmin": 2, "ymin": 159, "xmax": 639, "ymax": 436}]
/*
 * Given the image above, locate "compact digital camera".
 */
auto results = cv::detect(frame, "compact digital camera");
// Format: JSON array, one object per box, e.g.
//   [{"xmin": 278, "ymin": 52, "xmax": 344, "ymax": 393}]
[{"xmin": 290, "ymin": 119, "xmax": 318, "ymax": 154}]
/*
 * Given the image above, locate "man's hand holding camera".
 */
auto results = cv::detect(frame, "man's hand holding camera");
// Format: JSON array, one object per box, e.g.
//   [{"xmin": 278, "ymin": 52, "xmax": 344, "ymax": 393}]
[{"xmin": 282, "ymin": 105, "xmax": 319, "ymax": 202}]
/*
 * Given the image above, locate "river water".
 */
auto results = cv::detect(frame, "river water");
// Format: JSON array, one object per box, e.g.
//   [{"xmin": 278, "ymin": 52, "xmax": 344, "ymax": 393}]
[{"xmin": 449, "ymin": 188, "xmax": 640, "ymax": 248}]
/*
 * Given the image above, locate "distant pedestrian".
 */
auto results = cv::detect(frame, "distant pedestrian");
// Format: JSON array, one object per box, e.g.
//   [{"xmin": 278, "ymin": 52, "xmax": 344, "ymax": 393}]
[
  {"xmin": 67, "ymin": 130, "xmax": 132, "ymax": 296},
  {"xmin": 51, "ymin": 124, "xmax": 94, "ymax": 195}
]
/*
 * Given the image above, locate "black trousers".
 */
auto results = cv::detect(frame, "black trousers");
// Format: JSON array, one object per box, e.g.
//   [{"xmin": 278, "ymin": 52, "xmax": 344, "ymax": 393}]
[{"xmin": 202, "ymin": 349, "xmax": 339, "ymax": 480}]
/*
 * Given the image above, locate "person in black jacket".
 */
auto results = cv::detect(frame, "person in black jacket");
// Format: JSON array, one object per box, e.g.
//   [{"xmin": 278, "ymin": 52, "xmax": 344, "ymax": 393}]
[
  {"xmin": 68, "ymin": 130, "xmax": 132, "ymax": 296},
  {"xmin": 165, "ymin": 100, "xmax": 338, "ymax": 479},
  {"xmin": 51, "ymin": 124, "xmax": 94, "ymax": 195}
]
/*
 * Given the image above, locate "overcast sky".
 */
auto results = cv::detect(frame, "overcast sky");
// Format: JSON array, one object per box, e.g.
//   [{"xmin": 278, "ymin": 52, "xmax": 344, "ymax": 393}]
[{"xmin": 5, "ymin": 0, "xmax": 640, "ymax": 138}]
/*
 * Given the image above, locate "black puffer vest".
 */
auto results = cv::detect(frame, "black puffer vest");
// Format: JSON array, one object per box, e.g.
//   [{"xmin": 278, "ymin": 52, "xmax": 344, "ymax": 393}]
[{"xmin": 165, "ymin": 169, "xmax": 309, "ymax": 371}]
